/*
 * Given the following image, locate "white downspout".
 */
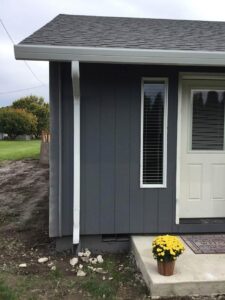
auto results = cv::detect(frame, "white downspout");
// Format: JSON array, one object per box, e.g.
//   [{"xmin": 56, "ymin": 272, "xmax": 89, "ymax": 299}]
[{"xmin": 71, "ymin": 61, "xmax": 80, "ymax": 244}]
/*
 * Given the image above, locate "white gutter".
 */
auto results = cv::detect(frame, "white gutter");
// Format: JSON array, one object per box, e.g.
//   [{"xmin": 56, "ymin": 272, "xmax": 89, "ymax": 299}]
[
  {"xmin": 14, "ymin": 44, "xmax": 225, "ymax": 66},
  {"xmin": 71, "ymin": 61, "xmax": 80, "ymax": 244}
]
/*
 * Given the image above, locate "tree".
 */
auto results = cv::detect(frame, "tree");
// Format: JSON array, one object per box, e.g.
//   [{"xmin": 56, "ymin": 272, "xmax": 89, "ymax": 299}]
[
  {"xmin": 0, "ymin": 108, "xmax": 37, "ymax": 139},
  {"xmin": 12, "ymin": 95, "xmax": 49, "ymax": 137}
]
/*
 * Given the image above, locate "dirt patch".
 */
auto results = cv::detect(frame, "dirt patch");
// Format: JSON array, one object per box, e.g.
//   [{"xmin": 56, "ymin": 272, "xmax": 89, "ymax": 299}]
[
  {"xmin": 0, "ymin": 160, "xmax": 148, "ymax": 300},
  {"xmin": 0, "ymin": 159, "xmax": 48, "ymax": 232},
  {"xmin": 0, "ymin": 160, "xmax": 53, "ymax": 277}
]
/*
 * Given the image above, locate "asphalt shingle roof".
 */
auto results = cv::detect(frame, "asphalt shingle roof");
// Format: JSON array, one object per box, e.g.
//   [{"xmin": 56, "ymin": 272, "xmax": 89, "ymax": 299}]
[{"xmin": 20, "ymin": 14, "xmax": 225, "ymax": 52}]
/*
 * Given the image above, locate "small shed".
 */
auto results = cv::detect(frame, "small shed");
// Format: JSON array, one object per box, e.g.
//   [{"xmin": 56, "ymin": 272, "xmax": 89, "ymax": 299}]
[
  {"xmin": 15, "ymin": 134, "xmax": 31, "ymax": 141},
  {"xmin": 0, "ymin": 132, "xmax": 8, "ymax": 141},
  {"xmin": 14, "ymin": 15, "xmax": 225, "ymax": 251}
]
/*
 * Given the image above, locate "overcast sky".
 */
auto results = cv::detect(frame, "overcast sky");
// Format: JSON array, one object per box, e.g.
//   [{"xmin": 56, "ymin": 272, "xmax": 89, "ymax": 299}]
[{"xmin": 1, "ymin": 0, "xmax": 225, "ymax": 107}]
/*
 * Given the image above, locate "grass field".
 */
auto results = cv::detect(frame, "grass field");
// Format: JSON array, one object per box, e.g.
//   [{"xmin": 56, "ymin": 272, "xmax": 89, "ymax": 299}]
[{"xmin": 0, "ymin": 140, "xmax": 41, "ymax": 160}]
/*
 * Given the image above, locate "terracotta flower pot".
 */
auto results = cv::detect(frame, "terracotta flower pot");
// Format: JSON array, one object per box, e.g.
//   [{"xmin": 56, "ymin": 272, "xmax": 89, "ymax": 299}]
[{"xmin": 157, "ymin": 260, "xmax": 175, "ymax": 276}]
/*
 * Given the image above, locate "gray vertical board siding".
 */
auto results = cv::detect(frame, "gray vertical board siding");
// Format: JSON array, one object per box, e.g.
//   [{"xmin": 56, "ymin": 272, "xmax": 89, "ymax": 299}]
[
  {"xmin": 79, "ymin": 64, "xmax": 177, "ymax": 235},
  {"xmin": 60, "ymin": 63, "xmax": 74, "ymax": 235},
  {"xmin": 158, "ymin": 71, "xmax": 178, "ymax": 233},
  {"xmin": 114, "ymin": 72, "xmax": 131, "ymax": 233},
  {"xmin": 99, "ymin": 76, "xmax": 116, "ymax": 233},
  {"xmin": 80, "ymin": 69, "xmax": 86, "ymax": 234},
  {"xmin": 79, "ymin": 64, "xmax": 225, "ymax": 235},
  {"xmin": 50, "ymin": 62, "xmax": 225, "ymax": 237},
  {"xmin": 143, "ymin": 189, "xmax": 158, "ymax": 233},
  {"xmin": 129, "ymin": 75, "xmax": 145, "ymax": 233},
  {"xmin": 49, "ymin": 62, "xmax": 60, "ymax": 237},
  {"xmin": 80, "ymin": 74, "xmax": 101, "ymax": 234},
  {"xmin": 49, "ymin": 62, "xmax": 74, "ymax": 237}
]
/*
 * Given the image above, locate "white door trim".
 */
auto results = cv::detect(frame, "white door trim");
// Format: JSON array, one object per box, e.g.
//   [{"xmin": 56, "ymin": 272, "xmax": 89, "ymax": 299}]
[{"xmin": 176, "ymin": 72, "xmax": 225, "ymax": 224}]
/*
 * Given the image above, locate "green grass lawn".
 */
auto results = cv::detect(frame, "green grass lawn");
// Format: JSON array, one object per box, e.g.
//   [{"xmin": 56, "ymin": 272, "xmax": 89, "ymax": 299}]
[{"xmin": 0, "ymin": 140, "xmax": 41, "ymax": 161}]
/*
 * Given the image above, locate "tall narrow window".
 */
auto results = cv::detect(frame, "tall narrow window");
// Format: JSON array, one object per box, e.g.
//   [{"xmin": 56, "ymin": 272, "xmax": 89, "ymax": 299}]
[{"xmin": 141, "ymin": 79, "xmax": 168, "ymax": 187}]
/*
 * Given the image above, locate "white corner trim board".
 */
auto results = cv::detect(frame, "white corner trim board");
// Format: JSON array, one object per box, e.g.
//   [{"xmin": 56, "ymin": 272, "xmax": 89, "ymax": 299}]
[
  {"xmin": 14, "ymin": 44, "xmax": 225, "ymax": 66},
  {"xmin": 71, "ymin": 61, "xmax": 80, "ymax": 244}
]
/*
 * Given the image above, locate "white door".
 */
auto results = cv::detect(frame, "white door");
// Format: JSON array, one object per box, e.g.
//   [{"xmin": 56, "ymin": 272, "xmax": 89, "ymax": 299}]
[{"xmin": 179, "ymin": 79, "xmax": 225, "ymax": 218}]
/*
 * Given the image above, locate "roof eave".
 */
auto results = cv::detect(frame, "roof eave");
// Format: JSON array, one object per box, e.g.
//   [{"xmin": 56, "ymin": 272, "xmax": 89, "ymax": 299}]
[{"xmin": 14, "ymin": 44, "xmax": 225, "ymax": 66}]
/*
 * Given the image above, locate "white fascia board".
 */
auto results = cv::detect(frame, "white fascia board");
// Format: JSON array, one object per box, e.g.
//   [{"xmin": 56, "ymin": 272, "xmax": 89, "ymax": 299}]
[{"xmin": 14, "ymin": 44, "xmax": 225, "ymax": 66}]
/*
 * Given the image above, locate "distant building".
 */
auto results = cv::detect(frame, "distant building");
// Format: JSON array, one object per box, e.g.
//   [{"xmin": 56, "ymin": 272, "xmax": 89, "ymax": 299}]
[
  {"xmin": 0, "ymin": 133, "xmax": 8, "ymax": 140},
  {"xmin": 15, "ymin": 135, "xmax": 31, "ymax": 141}
]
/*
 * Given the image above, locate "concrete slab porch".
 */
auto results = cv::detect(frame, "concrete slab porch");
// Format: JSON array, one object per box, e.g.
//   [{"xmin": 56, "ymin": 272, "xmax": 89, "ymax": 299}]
[{"xmin": 132, "ymin": 236, "xmax": 225, "ymax": 297}]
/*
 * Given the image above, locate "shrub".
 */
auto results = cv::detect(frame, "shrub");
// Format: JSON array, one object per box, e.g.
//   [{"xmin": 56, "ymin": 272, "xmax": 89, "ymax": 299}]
[
  {"xmin": 0, "ymin": 108, "xmax": 37, "ymax": 139},
  {"xmin": 12, "ymin": 95, "xmax": 49, "ymax": 137}
]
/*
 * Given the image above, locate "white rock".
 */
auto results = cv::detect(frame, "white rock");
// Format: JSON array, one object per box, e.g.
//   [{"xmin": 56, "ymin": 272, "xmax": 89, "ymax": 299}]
[
  {"xmin": 97, "ymin": 255, "xmax": 104, "ymax": 263},
  {"xmin": 51, "ymin": 266, "xmax": 56, "ymax": 271},
  {"xmin": 19, "ymin": 263, "xmax": 27, "ymax": 268},
  {"xmin": 78, "ymin": 252, "xmax": 84, "ymax": 257},
  {"xmin": 38, "ymin": 257, "xmax": 48, "ymax": 264},
  {"xmin": 95, "ymin": 267, "xmax": 103, "ymax": 273},
  {"xmin": 70, "ymin": 257, "xmax": 78, "ymax": 267},
  {"xmin": 102, "ymin": 276, "xmax": 106, "ymax": 281},
  {"xmin": 89, "ymin": 258, "xmax": 97, "ymax": 264},
  {"xmin": 48, "ymin": 262, "xmax": 54, "ymax": 267},
  {"xmin": 79, "ymin": 264, "xmax": 83, "ymax": 269},
  {"xmin": 88, "ymin": 266, "xmax": 94, "ymax": 270},
  {"xmin": 77, "ymin": 269, "xmax": 86, "ymax": 277},
  {"xmin": 81, "ymin": 256, "xmax": 89, "ymax": 263},
  {"xmin": 84, "ymin": 249, "xmax": 91, "ymax": 257},
  {"xmin": 108, "ymin": 277, "xmax": 113, "ymax": 281},
  {"xmin": 95, "ymin": 268, "xmax": 108, "ymax": 274}
]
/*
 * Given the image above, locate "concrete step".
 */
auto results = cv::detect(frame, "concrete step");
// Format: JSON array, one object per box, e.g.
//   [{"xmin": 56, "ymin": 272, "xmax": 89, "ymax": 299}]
[{"xmin": 131, "ymin": 235, "xmax": 225, "ymax": 297}]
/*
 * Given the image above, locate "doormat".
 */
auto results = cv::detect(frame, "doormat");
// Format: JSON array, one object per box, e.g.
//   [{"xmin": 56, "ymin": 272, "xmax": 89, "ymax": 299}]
[{"xmin": 181, "ymin": 234, "xmax": 225, "ymax": 254}]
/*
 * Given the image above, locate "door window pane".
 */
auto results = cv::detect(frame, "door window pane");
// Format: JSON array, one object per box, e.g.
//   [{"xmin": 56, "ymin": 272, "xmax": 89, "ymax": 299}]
[{"xmin": 192, "ymin": 90, "xmax": 225, "ymax": 150}]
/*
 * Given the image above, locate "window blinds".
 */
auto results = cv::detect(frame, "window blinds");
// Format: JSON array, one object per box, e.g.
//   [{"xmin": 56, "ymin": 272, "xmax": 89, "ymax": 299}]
[{"xmin": 142, "ymin": 82, "xmax": 166, "ymax": 185}]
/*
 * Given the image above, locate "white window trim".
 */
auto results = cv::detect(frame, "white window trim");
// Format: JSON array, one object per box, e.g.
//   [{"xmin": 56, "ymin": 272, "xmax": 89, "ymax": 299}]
[{"xmin": 140, "ymin": 77, "xmax": 168, "ymax": 188}]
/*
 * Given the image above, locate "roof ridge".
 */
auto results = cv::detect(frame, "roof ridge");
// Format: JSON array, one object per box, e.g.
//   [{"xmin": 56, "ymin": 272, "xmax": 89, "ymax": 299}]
[{"xmin": 56, "ymin": 13, "xmax": 225, "ymax": 24}]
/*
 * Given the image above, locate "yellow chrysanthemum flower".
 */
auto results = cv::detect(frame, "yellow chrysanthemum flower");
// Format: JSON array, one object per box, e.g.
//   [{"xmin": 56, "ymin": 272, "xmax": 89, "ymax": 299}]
[{"xmin": 152, "ymin": 235, "xmax": 185, "ymax": 261}]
